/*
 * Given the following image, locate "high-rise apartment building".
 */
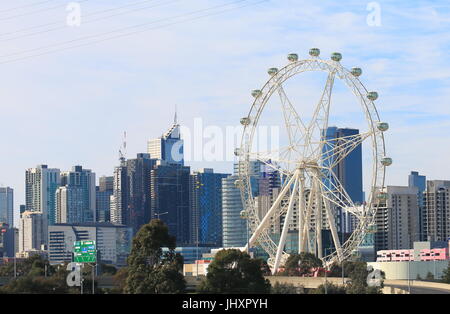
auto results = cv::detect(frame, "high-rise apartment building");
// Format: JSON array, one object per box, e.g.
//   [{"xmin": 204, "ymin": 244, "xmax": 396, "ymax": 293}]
[
  {"xmin": 55, "ymin": 186, "xmax": 84, "ymax": 223},
  {"xmin": 0, "ymin": 187, "xmax": 14, "ymax": 227},
  {"xmin": 374, "ymin": 186, "xmax": 420, "ymax": 251},
  {"xmin": 96, "ymin": 176, "xmax": 113, "ymax": 222},
  {"xmin": 222, "ymin": 160, "xmax": 262, "ymax": 248},
  {"xmin": 110, "ymin": 162, "xmax": 128, "ymax": 225},
  {"xmin": 58, "ymin": 166, "xmax": 96, "ymax": 223},
  {"xmin": 19, "ymin": 211, "xmax": 45, "ymax": 253},
  {"xmin": 425, "ymin": 180, "xmax": 450, "ymax": 242},
  {"xmin": 25, "ymin": 165, "xmax": 61, "ymax": 227},
  {"xmin": 408, "ymin": 171, "xmax": 427, "ymax": 240},
  {"xmin": 190, "ymin": 168, "xmax": 229, "ymax": 247}
]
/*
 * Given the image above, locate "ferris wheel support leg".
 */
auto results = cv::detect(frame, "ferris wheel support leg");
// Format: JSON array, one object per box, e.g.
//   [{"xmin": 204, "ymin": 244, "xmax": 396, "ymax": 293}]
[
  {"xmin": 315, "ymin": 179, "xmax": 323, "ymax": 259},
  {"xmin": 247, "ymin": 171, "xmax": 298, "ymax": 248},
  {"xmin": 298, "ymin": 174, "xmax": 305, "ymax": 253},
  {"xmin": 301, "ymin": 181, "xmax": 315, "ymax": 253},
  {"xmin": 322, "ymin": 187, "xmax": 344, "ymax": 262},
  {"xmin": 272, "ymin": 173, "xmax": 299, "ymax": 275}
]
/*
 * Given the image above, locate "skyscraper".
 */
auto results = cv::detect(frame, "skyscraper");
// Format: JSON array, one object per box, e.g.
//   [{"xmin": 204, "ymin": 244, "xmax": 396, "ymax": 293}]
[
  {"xmin": 190, "ymin": 168, "xmax": 229, "ymax": 247},
  {"xmin": 147, "ymin": 118, "xmax": 184, "ymax": 165},
  {"xmin": 55, "ymin": 186, "xmax": 84, "ymax": 223},
  {"xmin": 151, "ymin": 160, "xmax": 191, "ymax": 245},
  {"xmin": 126, "ymin": 153, "xmax": 156, "ymax": 233},
  {"xmin": 408, "ymin": 171, "xmax": 427, "ymax": 240},
  {"xmin": 0, "ymin": 187, "xmax": 14, "ymax": 227},
  {"xmin": 110, "ymin": 161, "xmax": 128, "ymax": 225},
  {"xmin": 322, "ymin": 127, "xmax": 364, "ymax": 233},
  {"xmin": 25, "ymin": 165, "xmax": 61, "ymax": 226},
  {"xmin": 374, "ymin": 186, "xmax": 420, "ymax": 251},
  {"xmin": 425, "ymin": 180, "xmax": 450, "ymax": 242},
  {"xmin": 222, "ymin": 160, "xmax": 262, "ymax": 248},
  {"xmin": 58, "ymin": 166, "xmax": 96, "ymax": 223},
  {"xmin": 96, "ymin": 176, "xmax": 114, "ymax": 222}
]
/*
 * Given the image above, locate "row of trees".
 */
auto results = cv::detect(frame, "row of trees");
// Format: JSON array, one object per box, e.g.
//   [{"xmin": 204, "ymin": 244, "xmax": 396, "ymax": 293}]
[{"xmin": 11, "ymin": 219, "xmax": 450, "ymax": 294}]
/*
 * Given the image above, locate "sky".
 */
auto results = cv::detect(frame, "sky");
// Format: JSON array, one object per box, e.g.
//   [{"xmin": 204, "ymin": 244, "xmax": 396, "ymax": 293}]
[{"xmin": 0, "ymin": 0, "xmax": 449, "ymax": 226}]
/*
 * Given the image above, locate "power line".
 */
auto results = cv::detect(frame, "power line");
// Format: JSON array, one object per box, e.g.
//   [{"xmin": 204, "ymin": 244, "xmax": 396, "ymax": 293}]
[
  {"xmin": 0, "ymin": 0, "xmax": 181, "ymax": 43},
  {"xmin": 0, "ymin": 0, "xmax": 267, "ymax": 65},
  {"xmin": 0, "ymin": 0, "xmax": 54, "ymax": 14},
  {"xmin": 0, "ymin": 0, "xmax": 90, "ymax": 22},
  {"xmin": 0, "ymin": 0, "xmax": 259, "ymax": 60},
  {"xmin": 0, "ymin": 0, "xmax": 163, "ymax": 38}
]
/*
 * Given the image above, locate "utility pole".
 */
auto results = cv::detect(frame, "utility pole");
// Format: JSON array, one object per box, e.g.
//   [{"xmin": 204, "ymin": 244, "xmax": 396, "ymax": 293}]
[
  {"xmin": 92, "ymin": 263, "xmax": 95, "ymax": 294},
  {"xmin": 80, "ymin": 264, "xmax": 83, "ymax": 295}
]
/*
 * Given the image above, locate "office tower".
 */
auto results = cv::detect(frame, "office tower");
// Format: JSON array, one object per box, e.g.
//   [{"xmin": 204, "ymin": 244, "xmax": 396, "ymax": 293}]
[
  {"xmin": 19, "ymin": 205, "xmax": 26, "ymax": 215},
  {"xmin": 151, "ymin": 160, "xmax": 191, "ymax": 245},
  {"xmin": 0, "ymin": 223, "xmax": 17, "ymax": 257},
  {"xmin": 374, "ymin": 186, "xmax": 420, "ymax": 251},
  {"xmin": 110, "ymin": 162, "xmax": 128, "ymax": 225},
  {"xmin": 322, "ymin": 127, "xmax": 364, "ymax": 233},
  {"xmin": 222, "ymin": 160, "xmax": 262, "ymax": 248},
  {"xmin": 48, "ymin": 222, "xmax": 132, "ymax": 266},
  {"xmin": 19, "ymin": 211, "xmax": 45, "ymax": 252},
  {"xmin": 0, "ymin": 187, "xmax": 14, "ymax": 226},
  {"xmin": 425, "ymin": 180, "xmax": 450, "ymax": 242},
  {"xmin": 96, "ymin": 176, "xmax": 113, "ymax": 222},
  {"xmin": 59, "ymin": 166, "xmax": 96, "ymax": 223},
  {"xmin": 147, "ymin": 118, "xmax": 184, "ymax": 165},
  {"xmin": 25, "ymin": 165, "xmax": 61, "ymax": 227},
  {"xmin": 190, "ymin": 168, "xmax": 229, "ymax": 247},
  {"xmin": 408, "ymin": 171, "xmax": 427, "ymax": 240},
  {"xmin": 126, "ymin": 153, "xmax": 156, "ymax": 233}
]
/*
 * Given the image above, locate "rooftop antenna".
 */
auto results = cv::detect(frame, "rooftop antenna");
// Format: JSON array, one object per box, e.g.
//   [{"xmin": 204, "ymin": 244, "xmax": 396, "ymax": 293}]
[{"xmin": 118, "ymin": 131, "xmax": 127, "ymax": 166}]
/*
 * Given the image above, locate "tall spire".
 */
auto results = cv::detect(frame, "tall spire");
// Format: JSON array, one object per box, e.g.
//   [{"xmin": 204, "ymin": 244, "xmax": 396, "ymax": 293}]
[{"xmin": 174, "ymin": 104, "xmax": 178, "ymax": 125}]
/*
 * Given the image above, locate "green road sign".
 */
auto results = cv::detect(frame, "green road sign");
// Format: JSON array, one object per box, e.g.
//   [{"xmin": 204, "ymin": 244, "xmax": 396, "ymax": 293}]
[{"xmin": 73, "ymin": 240, "xmax": 97, "ymax": 263}]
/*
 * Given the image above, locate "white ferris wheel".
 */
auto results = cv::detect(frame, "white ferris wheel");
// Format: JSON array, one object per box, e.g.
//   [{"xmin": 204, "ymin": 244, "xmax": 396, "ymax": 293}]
[{"xmin": 236, "ymin": 48, "xmax": 391, "ymax": 274}]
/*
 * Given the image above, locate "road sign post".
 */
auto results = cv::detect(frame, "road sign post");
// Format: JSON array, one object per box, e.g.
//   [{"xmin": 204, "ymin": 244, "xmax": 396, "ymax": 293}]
[{"xmin": 73, "ymin": 241, "xmax": 97, "ymax": 294}]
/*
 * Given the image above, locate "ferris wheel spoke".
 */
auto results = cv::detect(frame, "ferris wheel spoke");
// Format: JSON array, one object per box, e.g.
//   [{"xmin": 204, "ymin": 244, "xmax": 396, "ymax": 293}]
[
  {"xmin": 276, "ymin": 84, "xmax": 307, "ymax": 148},
  {"xmin": 248, "ymin": 170, "xmax": 299, "ymax": 248},
  {"xmin": 320, "ymin": 131, "xmax": 372, "ymax": 169},
  {"xmin": 318, "ymin": 173, "xmax": 365, "ymax": 236},
  {"xmin": 304, "ymin": 70, "xmax": 337, "ymax": 158}
]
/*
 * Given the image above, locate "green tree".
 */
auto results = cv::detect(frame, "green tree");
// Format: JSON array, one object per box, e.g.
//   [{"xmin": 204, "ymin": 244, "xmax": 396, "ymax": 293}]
[
  {"xmin": 345, "ymin": 261, "xmax": 382, "ymax": 294},
  {"xmin": 425, "ymin": 271, "xmax": 434, "ymax": 281},
  {"xmin": 310, "ymin": 282, "xmax": 346, "ymax": 294},
  {"xmin": 441, "ymin": 263, "xmax": 450, "ymax": 284},
  {"xmin": 198, "ymin": 249, "xmax": 271, "ymax": 294},
  {"xmin": 124, "ymin": 219, "xmax": 186, "ymax": 294},
  {"xmin": 282, "ymin": 252, "xmax": 322, "ymax": 276},
  {"xmin": 0, "ymin": 259, "xmax": 77, "ymax": 294},
  {"xmin": 271, "ymin": 282, "xmax": 302, "ymax": 294}
]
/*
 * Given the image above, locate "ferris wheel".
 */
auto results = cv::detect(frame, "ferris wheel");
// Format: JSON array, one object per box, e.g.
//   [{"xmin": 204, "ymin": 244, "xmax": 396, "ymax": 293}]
[{"xmin": 236, "ymin": 48, "xmax": 391, "ymax": 274}]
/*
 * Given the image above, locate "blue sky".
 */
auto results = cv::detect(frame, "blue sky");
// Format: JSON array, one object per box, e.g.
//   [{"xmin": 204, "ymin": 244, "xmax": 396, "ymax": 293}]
[{"xmin": 0, "ymin": 0, "xmax": 449, "ymax": 226}]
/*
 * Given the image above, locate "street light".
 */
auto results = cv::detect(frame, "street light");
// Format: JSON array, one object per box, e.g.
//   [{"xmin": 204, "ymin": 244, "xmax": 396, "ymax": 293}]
[{"xmin": 154, "ymin": 212, "xmax": 168, "ymax": 219}]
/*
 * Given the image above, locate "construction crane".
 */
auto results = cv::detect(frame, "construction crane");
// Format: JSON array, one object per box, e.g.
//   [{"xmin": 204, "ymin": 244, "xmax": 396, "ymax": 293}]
[{"xmin": 118, "ymin": 131, "xmax": 127, "ymax": 166}]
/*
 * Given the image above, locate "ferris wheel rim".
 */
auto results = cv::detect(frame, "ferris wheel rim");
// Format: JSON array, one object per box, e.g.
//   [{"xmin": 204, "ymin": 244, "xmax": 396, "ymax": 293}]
[{"xmin": 237, "ymin": 52, "xmax": 388, "ymax": 269}]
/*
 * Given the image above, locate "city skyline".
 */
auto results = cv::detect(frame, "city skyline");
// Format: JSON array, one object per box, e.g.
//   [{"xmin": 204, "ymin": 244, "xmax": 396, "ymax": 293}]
[{"xmin": 1, "ymin": 0, "xmax": 450, "ymax": 228}]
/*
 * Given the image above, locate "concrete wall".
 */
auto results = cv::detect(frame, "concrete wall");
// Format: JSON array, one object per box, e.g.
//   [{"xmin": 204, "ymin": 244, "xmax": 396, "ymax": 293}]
[
  {"xmin": 369, "ymin": 260, "xmax": 449, "ymax": 280},
  {"xmin": 265, "ymin": 276, "xmax": 347, "ymax": 289}
]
